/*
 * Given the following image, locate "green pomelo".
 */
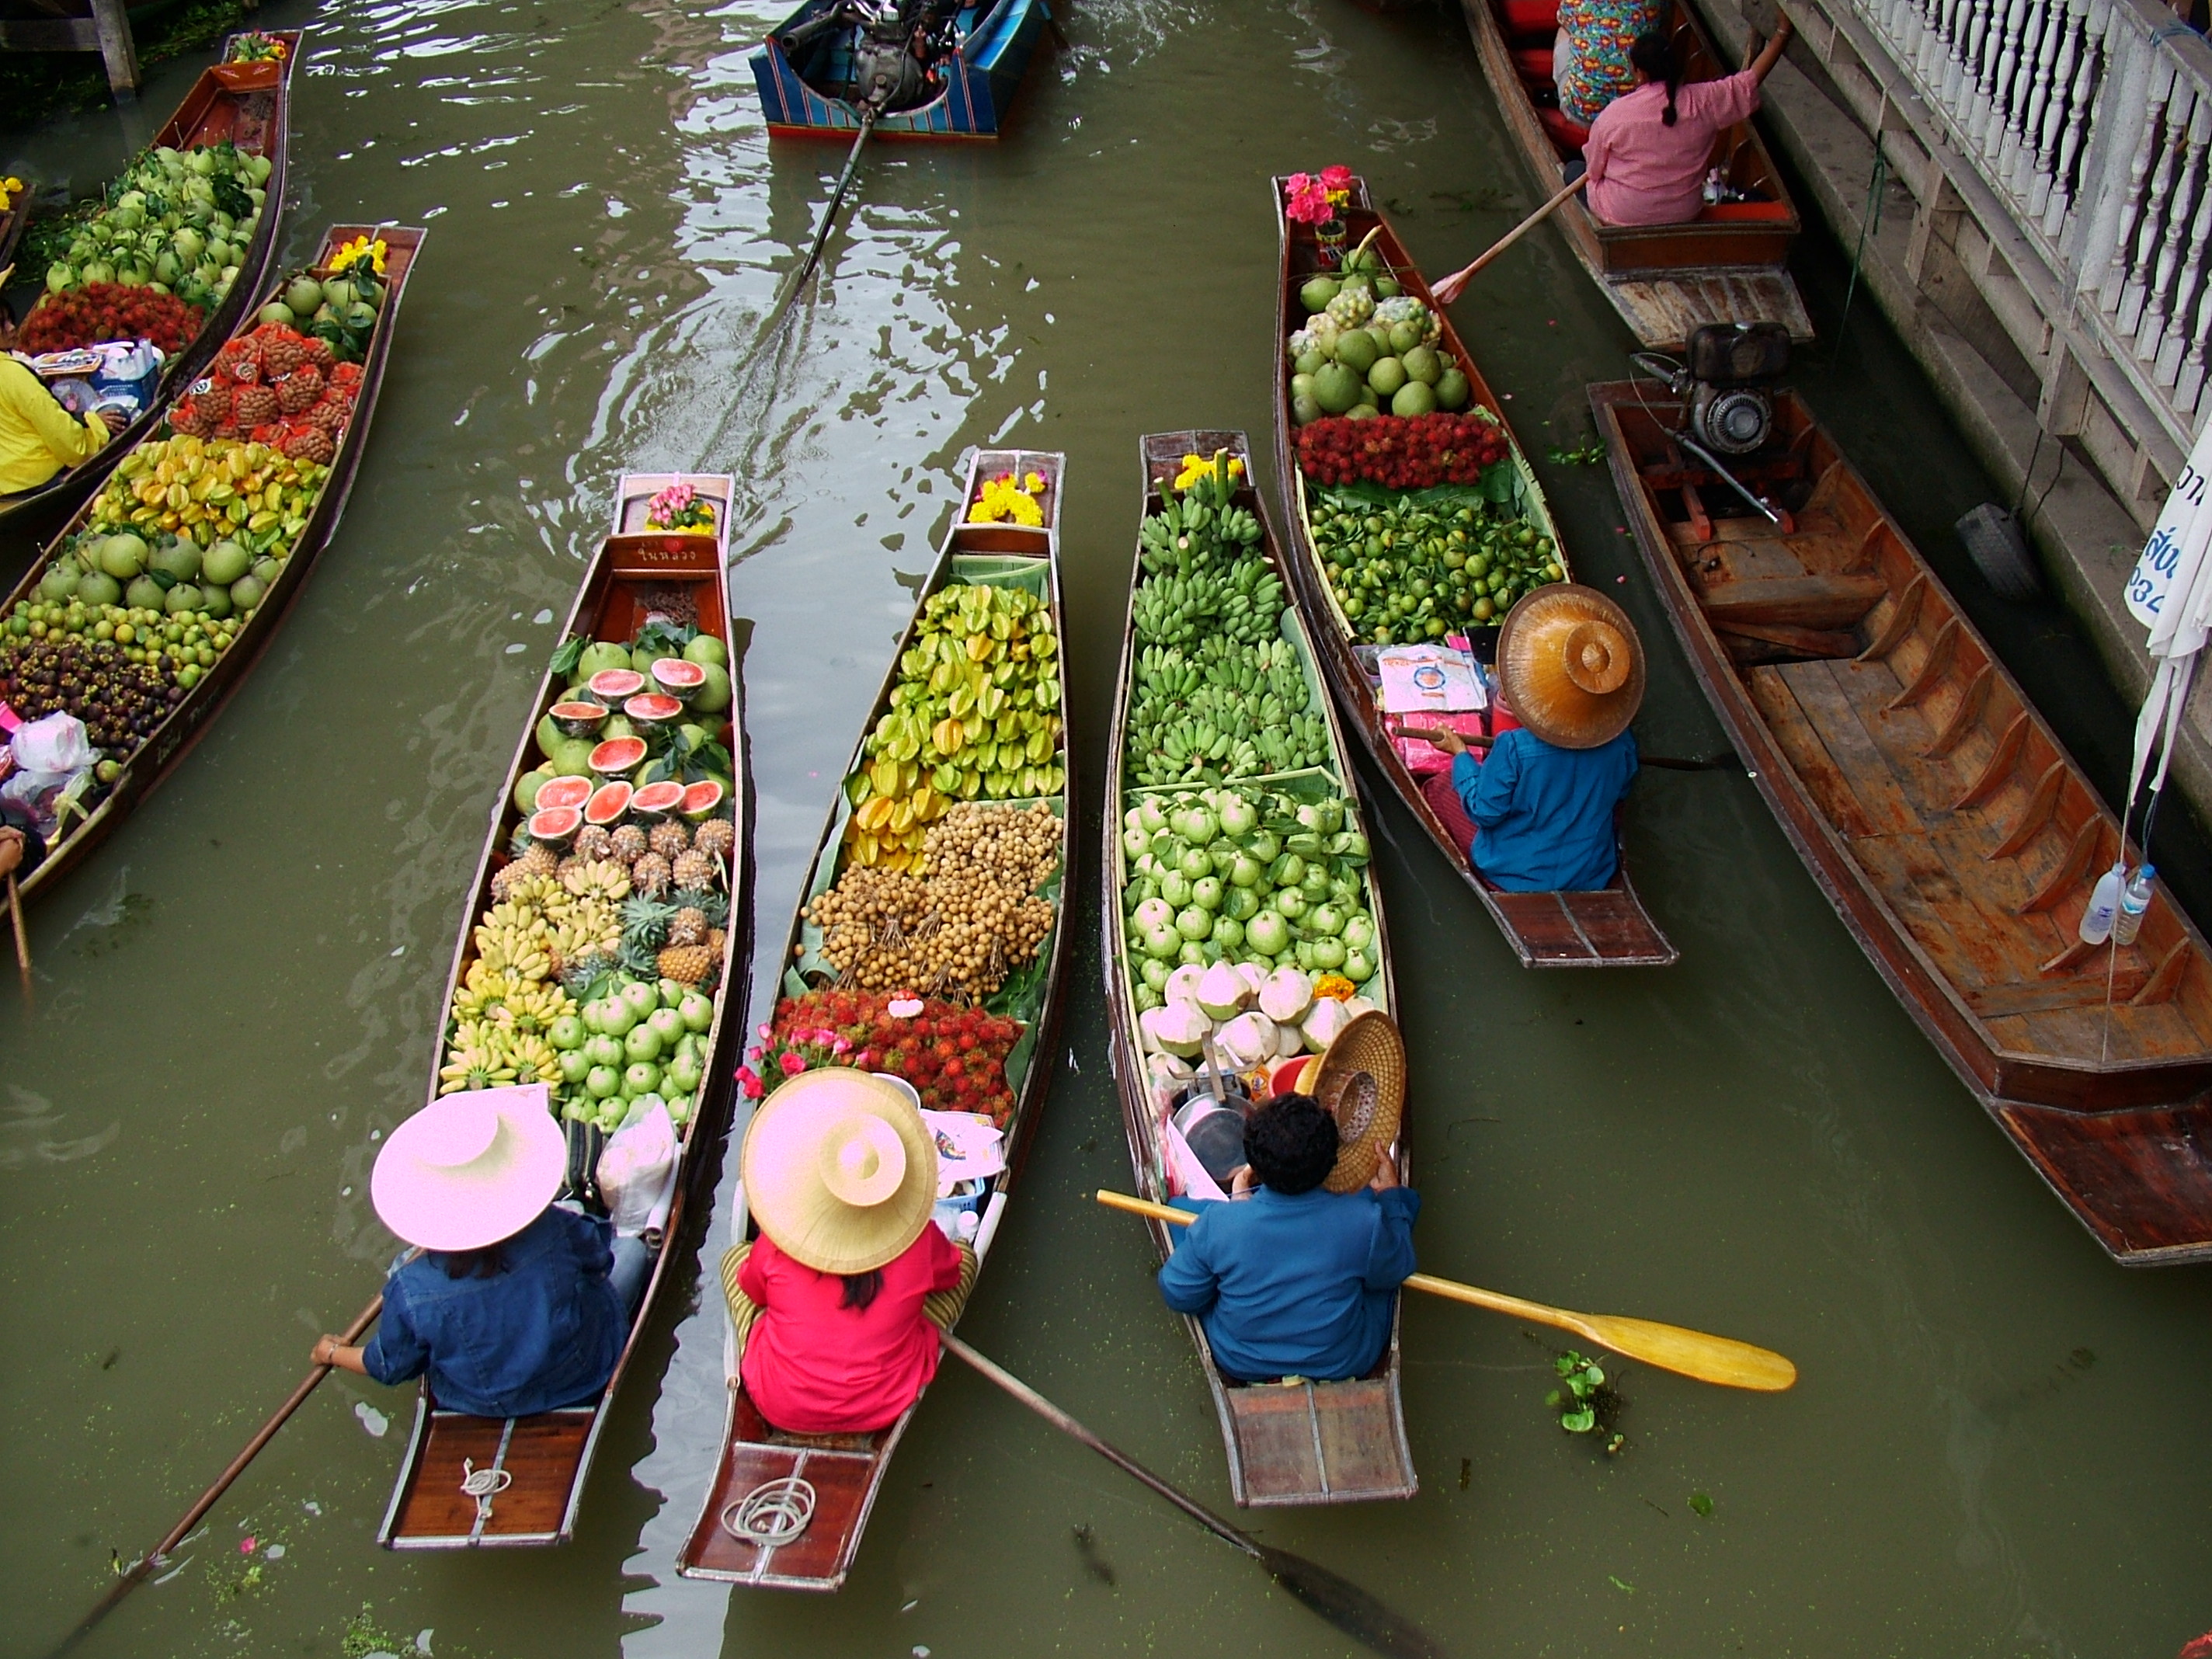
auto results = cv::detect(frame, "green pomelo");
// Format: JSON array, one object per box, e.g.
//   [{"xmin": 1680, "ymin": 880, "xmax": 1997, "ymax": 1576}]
[
  {"xmin": 630, "ymin": 645, "xmax": 679, "ymax": 674},
  {"xmin": 124, "ymin": 575, "xmax": 165, "ymax": 611},
  {"xmin": 200, "ymin": 583, "xmax": 233, "ymax": 620},
  {"xmin": 1388, "ymin": 322, "xmax": 1421, "ymax": 355},
  {"xmin": 99, "ymin": 533, "xmax": 149, "ymax": 580},
  {"xmin": 151, "ymin": 538, "xmax": 201, "ymax": 583},
  {"xmin": 536, "ymin": 712, "xmax": 565, "ymax": 757},
  {"xmin": 682, "ymin": 634, "xmax": 728, "ymax": 669},
  {"xmin": 285, "ymin": 276, "xmax": 324, "ymax": 316},
  {"xmin": 228, "ymin": 573, "xmax": 267, "ymax": 612},
  {"xmin": 39, "ymin": 565, "xmax": 78, "ymax": 603},
  {"xmin": 200, "ymin": 539, "xmax": 250, "ymax": 586},
  {"xmin": 1331, "ymin": 329, "xmax": 1379, "ymax": 377},
  {"xmin": 1289, "ymin": 372, "xmax": 1317, "ymax": 404},
  {"xmin": 1401, "ymin": 344, "xmax": 1442, "ymax": 386},
  {"xmin": 552, "ymin": 736, "xmax": 597, "ymax": 776},
  {"xmin": 77, "ymin": 571, "xmax": 123, "ymax": 606},
  {"xmin": 1365, "ymin": 323, "xmax": 1393, "ymax": 355},
  {"xmin": 1292, "ymin": 392, "xmax": 1324, "ymax": 426},
  {"xmin": 1366, "ymin": 356, "xmax": 1408, "ymax": 400},
  {"xmin": 1374, "ymin": 276, "xmax": 1403, "ymax": 300},
  {"xmin": 1293, "ymin": 350, "xmax": 1326, "ymax": 377},
  {"xmin": 1391, "ymin": 381, "xmax": 1439, "ymax": 417},
  {"xmin": 1299, "ymin": 275, "xmax": 1341, "ymax": 314},
  {"xmin": 1347, "ymin": 403, "xmax": 1380, "ymax": 421},
  {"xmin": 579, "ymin": 641, "xmax": 632, "ymax": 679},
  {"xmin": 1435, "ymin": 367, "xmax": 1472, "ymax": 411},
  {"xmin": 257, "ymin": 301, "xmax": 295, "ymax": 328},
  {"xmin": 164, "ymin": 583, "xmax": 204, "ymax": 615},
  {"xmin": 1312, "ymin": 362, "xmax": 1363, "ymax": 414},
  {"xmin": 249, "ymin": 557, "xmax": 281, "ymax": 587},
  {"xmin": 692, "ymin": 661, "xmax": 732, "ymax": 715},
  {"xmin": 514, "ymin": 764, "xmax": 555, "ymax": 813}
]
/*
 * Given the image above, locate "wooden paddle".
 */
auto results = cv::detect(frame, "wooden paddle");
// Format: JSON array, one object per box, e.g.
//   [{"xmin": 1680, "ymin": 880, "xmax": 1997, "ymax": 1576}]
[
  {"xmin": 45, "ymin": 1286, "xmax": 391, "ymax": 1658},
  {"xmin": 1389, "ymin": 722, "xmax": 1747, "ymax": 774},
  {"xmin": 1430, "ymin": 175, "xmax": 1588, "ymax": 305},
  {"xmin": 9, "ymin": 870, "xmax": 30, "ymax": 1002},
  {"xmin": 1096, "ymin": 1190, "xmax": 1796, "ymax": 1393},
  {"xmin": 940, "ymin": 1332, "xmax": 1445, "ymax": 1659}
]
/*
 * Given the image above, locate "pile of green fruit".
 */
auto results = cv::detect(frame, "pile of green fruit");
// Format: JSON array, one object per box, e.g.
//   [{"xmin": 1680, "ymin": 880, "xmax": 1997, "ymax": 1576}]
[
  {"xmin": 1288, "ymin": 288, "xmax": 1473, "ymax": 423},
  {"xmin": 1118, "ymin": 784, "xmax": 1379, "ymax": 1008},
  {"xmin": 555, "ymin": 976, "xmax": 718, "ymax": 1132},
  {"xmin": 846, "ymin": 581, "xmax": 1063, "ymax": 871},
  {"xmin": 1125, "ymin": 461, "xmax": 1328, "ymax": 783},
  {"xmin": 40, "ymin": 141, "xmax": 270, "ymax": 311},
  {"xmin": 1308, "ymin": 487, "xmax": 1566, "ymax": 638},
  {"xmin": 39, "ymin": 524, "xmax": 283, "ymax": 627}
]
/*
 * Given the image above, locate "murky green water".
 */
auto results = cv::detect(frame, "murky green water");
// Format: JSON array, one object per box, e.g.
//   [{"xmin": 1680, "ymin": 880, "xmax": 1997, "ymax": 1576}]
[{"xmin": 5, "ymin": 2, "xmax": 2210, "ymax": 1654}]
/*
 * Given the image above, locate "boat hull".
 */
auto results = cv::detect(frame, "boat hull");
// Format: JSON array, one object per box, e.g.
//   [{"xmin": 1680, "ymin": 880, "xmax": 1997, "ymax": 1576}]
[
  {"xmin": 753, "ymin": 0, "xmax": 1051, "ymax": 140},
  {"xmin": 1591, "ymin": 380, "xmax": 2212, "ymax": 1264}
]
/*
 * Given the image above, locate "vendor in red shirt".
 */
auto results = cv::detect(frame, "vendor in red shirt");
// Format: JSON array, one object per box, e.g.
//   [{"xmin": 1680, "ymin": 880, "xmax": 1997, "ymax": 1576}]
[
  {"xmin": 720, "ymin": 1069, "xmax": 976, "ymax": 1435},
  {"xmin": 1583, "ymin": 18, "xmax": 1792, "ymax": 226}
]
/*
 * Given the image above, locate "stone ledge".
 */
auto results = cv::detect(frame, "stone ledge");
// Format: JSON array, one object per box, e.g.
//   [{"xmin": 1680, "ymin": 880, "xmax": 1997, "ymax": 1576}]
[{"xmin": 1689, "ymin": 0, "xmax": 2212, "ymax": 831}]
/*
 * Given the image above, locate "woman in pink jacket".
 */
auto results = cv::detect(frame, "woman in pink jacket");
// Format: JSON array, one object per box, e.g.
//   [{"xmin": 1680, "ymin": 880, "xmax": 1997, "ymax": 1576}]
[{"xmin": 1583, "ymin": 17, "xmax": 1793, "ymax": 226}]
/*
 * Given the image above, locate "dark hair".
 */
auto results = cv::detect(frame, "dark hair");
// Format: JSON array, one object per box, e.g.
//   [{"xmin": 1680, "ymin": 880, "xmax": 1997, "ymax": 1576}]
[
  {"xmin": 1630, "ymin": 31, "xmax": 1683, "ymax": 126},
  {"xmin": 1243, "ymin": 1094, "xmax": 1340, "ymax": 1195},
  {"xmin": 840, "ymin": 1268, "xmax": 885, "ymax": 1311},
  {"xmin": 440, "ymin": 1243, "xmax": 510, "ymax": 1280}
]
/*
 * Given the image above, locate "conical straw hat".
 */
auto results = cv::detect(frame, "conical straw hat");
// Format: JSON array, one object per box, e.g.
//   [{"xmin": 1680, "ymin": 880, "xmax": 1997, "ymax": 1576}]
[
  {"xmin": 742, "ymin": 1069, "xmax": 939, "ymax": 1275},
  {"xmin": 1494, "ymin": 584, "xmax": 1646, "ymax": 750},
  {"xmin": 1313, "ymin": 1010, "xmax": 1407, "ymax": 1192},
  {"xmin": 371, "ymin": 1084, "xmax": 569, "ymax": 1252}
]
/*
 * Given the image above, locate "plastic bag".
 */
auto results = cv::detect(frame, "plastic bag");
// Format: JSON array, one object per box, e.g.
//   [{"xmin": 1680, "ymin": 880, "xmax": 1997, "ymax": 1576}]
[
  {"xmin": 1, "ymin": 713, "xmax": 93, "ymax": 839},
  {"xmin": 596, "ymin": 1102, "xmax": 677, "ymax": 1236}
]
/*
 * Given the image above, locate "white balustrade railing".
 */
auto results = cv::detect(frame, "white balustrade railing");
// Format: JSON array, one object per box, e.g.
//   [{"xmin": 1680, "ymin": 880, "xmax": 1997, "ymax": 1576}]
[{"xmin": 1838, "ymin": 0, "xmax": 2212, "ymax": 451}]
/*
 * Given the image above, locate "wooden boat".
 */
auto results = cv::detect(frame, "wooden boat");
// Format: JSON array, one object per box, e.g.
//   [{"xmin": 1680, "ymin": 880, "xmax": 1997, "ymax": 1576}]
[
  {"xmin": 0, "ymin": 193, "xmax": 27, "ymax": 287},
  {"xmin": 1591, "ymin": 379, "xmax": 2212, "ymax": 1264},
  {"xmin": 1271, "ymin": 178, "xmax": 1677, "ymax": 968},
  {"xmin": 753, "ymin": 0, "xmax": 1054, "ymax": 140},
  {"xmin": 1456, "ymin": 0, "xmax": 1809, "ymax": 350},
  {"xmin": 5, "ymin": 223, "xmax": 419, "ymax": 905},
  {"xmin": 0, "ymin": 30, "xmax": 302, "ymax": 535},
  {"xmin": 679, "ymin": 446, "xmax": 1075, "ymax": 1588},
  {"xmin": 1102, "ymin": 430, "xmax": 1417, "ymax": 1506},
  {"xmin": 378, "ymin": 475, "xmax": 756, "ymax": 1546}
]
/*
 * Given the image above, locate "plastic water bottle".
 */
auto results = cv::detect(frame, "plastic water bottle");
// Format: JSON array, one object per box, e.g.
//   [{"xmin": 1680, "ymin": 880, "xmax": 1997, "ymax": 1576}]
[
  {"xmin": 2113, "ymin": 864, "xmax": 2157, "ymax": 946},
  {"xmin": 2079, "ymin": 861, "xmax": 2126, "ymax": 944}
]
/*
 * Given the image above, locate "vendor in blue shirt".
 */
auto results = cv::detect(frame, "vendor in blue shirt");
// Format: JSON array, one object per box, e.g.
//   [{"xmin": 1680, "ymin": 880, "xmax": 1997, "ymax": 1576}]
[
  {"xmin": 311, "ymin": 1087, "xmax": 651, "ymax": 1417},
  {"xmin": 1159, "ymin": 1094, "xmax": 1418, "ymax": 1383},
  {"xmin": 1408, "ymin": 584, "xmax": 1646, "ymax": 892}
]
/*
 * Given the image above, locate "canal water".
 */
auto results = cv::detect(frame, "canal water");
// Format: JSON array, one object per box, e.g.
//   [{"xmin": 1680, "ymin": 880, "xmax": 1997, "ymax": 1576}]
[{"xmin": 4, "ymin": 1, "xmax": 2208, "ymax": 1654}]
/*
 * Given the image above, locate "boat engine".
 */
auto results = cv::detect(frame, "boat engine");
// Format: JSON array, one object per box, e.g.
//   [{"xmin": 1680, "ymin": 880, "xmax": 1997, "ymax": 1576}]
[
  {"xmin": 1636, "ymin": 322, "xmax": 1792, "ymax": 456},
  {"xmin": 787, "ymin": 0, "xmax": 962, "ymax": 113}
]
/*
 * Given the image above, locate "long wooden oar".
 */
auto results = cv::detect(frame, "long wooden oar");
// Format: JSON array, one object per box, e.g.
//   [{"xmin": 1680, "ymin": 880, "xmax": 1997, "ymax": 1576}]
[
  {"xmin": 1097, "ymin": 1191, "xmax": 1795, "ymax": 1393},
  {"xmin": 940, "ymin": 1332, "xmax": 1445, "ymax": 1659},
  {"xmin": 760, "ymin": 108, "xmax": 878, "ymax": 333},
  {"xmin": 1430, "ymin": 174, "xmax": 1588, "ymax": 305},
  {"xmin": 46, "ymin": 1289, "xmax": 389, "ymax": 1658},
  {"xmin": 9, "ymin": 871, "xmax": 30, "ymax": 1002},
  {"xmin": 1389, "ymin": 724, "xmax": 1746, "ymax": 774}
]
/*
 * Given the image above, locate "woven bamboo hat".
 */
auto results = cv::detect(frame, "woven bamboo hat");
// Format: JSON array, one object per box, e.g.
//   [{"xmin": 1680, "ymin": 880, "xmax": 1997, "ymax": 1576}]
[
  {"xmin": 743, "ymin": 1069, "xmax": 939, "ymax": 1275},
  {"xmin": 1494, "ymin": 584, "xmax": 1646, "ymax": 750},
  {"xmin": 1312, "ymin": 1010, "xmax": 1407, "ymax": 1192},
  {"xmin": 370, "ymin": 1083, "xmax": 569, "ymax": 1253}
]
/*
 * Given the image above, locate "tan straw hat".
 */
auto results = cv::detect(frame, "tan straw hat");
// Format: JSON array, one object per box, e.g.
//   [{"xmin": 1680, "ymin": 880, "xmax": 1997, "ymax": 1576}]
[
  {"xmin": 1312, "ymin": 1010, "xmax": 1407, "ymax": 1193},
  {"xmin": 1494, "ymin": 583, "xmax": 1646, "ymax": 750},
  {"xmin": 742, "ymin": 1069, "xmax": 939, "ymax": 1275},
  {"xmin": 371, "ymin": 1084, "xmax": 569, "ymax": 1252}
]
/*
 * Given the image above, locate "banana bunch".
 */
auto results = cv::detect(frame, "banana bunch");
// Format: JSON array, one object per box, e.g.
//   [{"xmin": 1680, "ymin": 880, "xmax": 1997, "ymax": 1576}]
[
  {"xmin": 1136, "ymin": 481, "xmax": 1262, "ymax": 579},
  {"xmin": 474, "ymin": 900, "xmax": 552, "ymax": 982},
  {"xmin": 453, "ymin": 960, "xmax": 526, "ymax": 1023},
  {"xmin": 440, "ymin": 1017, "xmax": 562, "ymax": 1095},
  {"xmin": 1126, "ymin": 631, "xmax": 1324, "ymax": 786},
  {"xmin": 93, "ymin": 436, "xmax": 326, "ymax": 552},
  {"xmin": 561, "ymin": 858, "xmax": 632, "ymax": 903},
  {"xmin": 486, "ymin": 979, "xmax": 575, "ymax": 1038},
  {"xmin": 1130, "ymin": 554, "xmax": 1284, "ymax": 651},
  {"xmin": 546, "ymin": 913, "xmax": 621, "ymax": 977}
]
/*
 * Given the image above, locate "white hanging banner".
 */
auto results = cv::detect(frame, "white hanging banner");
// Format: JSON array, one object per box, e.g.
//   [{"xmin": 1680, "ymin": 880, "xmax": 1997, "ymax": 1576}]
[{"xmin": 2125, "ymin": 419, "xmax": 2212, "ymax": 654}]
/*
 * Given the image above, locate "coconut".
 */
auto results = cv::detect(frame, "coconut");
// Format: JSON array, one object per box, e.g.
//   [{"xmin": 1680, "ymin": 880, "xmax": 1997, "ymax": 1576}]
[
  {"xmin": 1259, "ymin": 967, "xmax": 1314, "ymax": 1024},
  {"xmin": 1233, "ymin": 961, "xmax": 1269, "ymax": 1002},
  {"xmin": 1163, "ymin": 963, "xmax": 1208, "ymax": 1010},
  {"xmin": 1342, "ymin": 996, "xmax": 1379, "ymax": 1020},
  {"xmin": 1196, "ymin": 962, "xmax": 1249, "ymax": 1022},
  {"xmin": 1145, "ymin": 1051, "xmax": 1194, "ymax": 1097},
  {"xmin": 1301, "ymin": 997, "xmax": 1354, "ymax": 1054},
  {"xmin": 1215, "ymin": 1011, "xmax": 1278, "ymax": 1072},
  {"xmin": 1140, "ymin": 1003, "xmax": 1209, "ymax": 1059}
]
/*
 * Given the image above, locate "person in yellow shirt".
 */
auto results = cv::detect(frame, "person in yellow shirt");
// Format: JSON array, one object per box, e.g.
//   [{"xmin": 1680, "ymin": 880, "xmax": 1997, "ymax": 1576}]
[{"xmin": 0, "ymin": 298, "xmax": 127, "ymax": 498}]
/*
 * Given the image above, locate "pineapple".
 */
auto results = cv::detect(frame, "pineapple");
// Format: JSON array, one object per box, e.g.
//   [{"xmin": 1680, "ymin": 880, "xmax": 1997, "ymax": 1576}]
[
  {"xmin": 670, "ymin": 886, "xmax": 729, "ymax": 929},
  {"xmin": 693, "ymin": 818, "xmax": 736, "ymax": 862},
  {"xmin": 621, "ymin": 894, "xmax": 677, "ymax": 953},
  {"xmin": 609, "ymin": 825, "xmax": 649, "ymax": 862},
  {"xmin": 648, "ymin": 820, "xmax": 690, "ymax": 859},
  {"xmin": 574, "ymin": 824, "xmax": 614, "ymax": 862},
  {"xmin": 672, "ymin": 849, "xmax": 718, "ymax": 892},
  {"xmin": 656, "ymin": 944, "xmax": 714, "ymax": 985},
  {"xmin": 708, "ymin": 927, "xmax": 728, "ymax": 959},
  {"xmin": 631, "ymin": 852, "xmax": 673, "ymax": 897},
  {"xmin": 668, "ymin": 907, "xmax": 708, "ymax": 948},
  {"xmin": 516, "ymin": 843, "xmax": 558, "ymax": 880}
]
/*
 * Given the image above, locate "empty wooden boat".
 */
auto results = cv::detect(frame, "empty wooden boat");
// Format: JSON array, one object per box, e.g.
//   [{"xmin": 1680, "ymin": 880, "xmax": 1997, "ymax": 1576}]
[
  {"xmin": 379, "ymin": 473, "xmax": 753, "ymax": 1546},
  {"xmin": 1103, "ymin": 430, "xmax": 1417, "ymax": 1505},
  {"xmin": 4, "ymin": 224, "xmax": 421, "ymax": 905},
  {"xmin": 1457, "ymin": 0, "xmax": 1809, "ymax": 349},
  {"xmin": 680, "ymin": 447, "xmax": 1074, "ymax": 1589},
  {"xmin": 753, "ymin": 0, "xmax": 1055, "ymax": 140},
  {"xmin": 0, "ymin": 30, "xmax": 302, "ymax": 534},
  {"xmin": 1592, "ymin": 379, "xmax": 2212, "ymax": 1264},
  {"xmin": 1271, "ymin": 177, "xmax": 1676, "ymax": 967}
]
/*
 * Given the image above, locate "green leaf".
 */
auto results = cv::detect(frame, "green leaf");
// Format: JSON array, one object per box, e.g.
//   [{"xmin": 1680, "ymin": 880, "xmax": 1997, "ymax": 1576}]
[
  {"xmin": 549, "ymin": 635, "xmax": 586, "ymax": 678},
  {"xmin": 1608, "ymin": 1575, "xmax": 1636, "ymax": 1595},
  {"xmin": 1560, "ymin": 1407, "xmax": 1596, "ymax": 1433},
  {"xmin": 1689, "ymin": 1492, "xmax": 1714, "ymax": 1518}
]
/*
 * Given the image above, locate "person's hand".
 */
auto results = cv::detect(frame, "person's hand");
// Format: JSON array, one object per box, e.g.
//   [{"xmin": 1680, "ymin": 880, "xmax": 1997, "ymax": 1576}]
[
  {"xmin": 1369, "ymin": 1148, "xmax": 1400, "ymax": 1191},
  {"xmin": 1773, "ymin": 12, "xmax": 1793, "ymax": 42},
  {"xmin": 0, "ymin": 829, "xmax": 21, "ymax": 881},
  {"xmin": 98, "ymin": 407, "xmax": 128, "ymax": 435},
  {"xmin": 1396, "ymin": 722, "xmax": 1469, "ymax": 756},
  {"xmin": 1229, "ymin": 1163, "xmax": 1257, "ymax": 1198},
  {"xmin": 311, "ymin": 1334, "xmax": 341, "ymax": 1366}
]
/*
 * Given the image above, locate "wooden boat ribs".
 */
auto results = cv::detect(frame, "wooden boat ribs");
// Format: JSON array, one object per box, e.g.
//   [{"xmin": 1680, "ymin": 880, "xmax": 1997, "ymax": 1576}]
[{"xmin": 1594, "ymin": 380, "xmax": 2212, "ymax": 1264}]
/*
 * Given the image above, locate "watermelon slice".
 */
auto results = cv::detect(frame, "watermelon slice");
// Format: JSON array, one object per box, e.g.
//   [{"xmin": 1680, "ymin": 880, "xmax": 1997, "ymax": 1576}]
[
  {"xmin": 588, "ymin": 736, "xmax": 648, "ymax": 774},
  {"xmin": 585, "ymin": 781, "xmax": 634, "ymax": 826},
  {"xmin": 549, "ymin": 699, "xmax": 610, "ymax": 739},
  {"xmin": 631, "ymin": 780, "xmax": 687, "ymax": 820},
  {"xmin": 680, "ymin": 779, "xmax": 726, "ymax": 822},
  {"xmin": 586, "ymin": 668, "xmax": 646, "ymax": 701},
  {"xmin": 624, "ymin": 691, "xmax": 682, "ymax": 728},
  {"xmin": 527, "ymin": 805, "xmax": 583, "ymax": 847},
  {"xmin": 534, "ymin": 774, "xmax": 594, "ymax": 812},
  {"xmin": 651, "ymin": 658, "xmax": 708, "ymax": 701}
]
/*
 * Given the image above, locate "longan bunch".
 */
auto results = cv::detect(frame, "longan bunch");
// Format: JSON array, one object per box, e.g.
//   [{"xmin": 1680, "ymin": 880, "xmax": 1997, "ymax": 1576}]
[{"xmin": 917, "ymin": 802, "xmax": 1059, "ymax": 886}]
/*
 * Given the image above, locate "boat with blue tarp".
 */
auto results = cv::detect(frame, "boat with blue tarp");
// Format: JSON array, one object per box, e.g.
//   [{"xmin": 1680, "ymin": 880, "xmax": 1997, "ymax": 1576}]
[{"xmin": 753, "ymin": 0, "xmax": 1054, "ymax": 141}]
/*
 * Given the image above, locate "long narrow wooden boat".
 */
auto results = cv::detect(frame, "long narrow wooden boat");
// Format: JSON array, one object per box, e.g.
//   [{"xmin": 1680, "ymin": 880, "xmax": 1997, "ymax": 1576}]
[
  {"xmin": 1271, "ymin": 178, "xmax": 1676, "ymax": 968},
  {"xmin": 754, "ymin": 0, "xmax": 1052, "ymax": 141},
  {"xmin": 680, "ymin": 446, "xmax": 1075, "ymax": 1588},
  {"xmin": 1456, "ymin": 0, "xmax": 1808, "ymax": 349},
  {"xmin": 378, "ymin": 474, "xmax": 756, "ymax": 1546},
  {"xmin": 1103, "ymin": 430, "xmax": 1417, "ymax": 1506},
  {"xmin": 5, "ymin": 223, "xmax": 420, "ymax": 905},
  {"xmin": 0, "ymin": 193, "xmax": 27, "ymax": 285},
  {"xmin": 0, "ymin": 30, "xmax": 302, "ymax": 535},
  {"xmin": 1592, "ymin": 380, "xmax": 2212, "ymax": 1264}
]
